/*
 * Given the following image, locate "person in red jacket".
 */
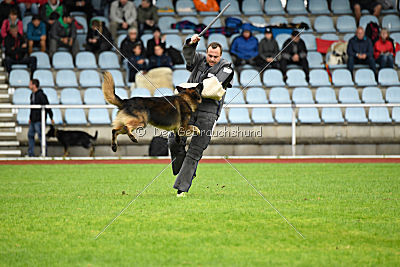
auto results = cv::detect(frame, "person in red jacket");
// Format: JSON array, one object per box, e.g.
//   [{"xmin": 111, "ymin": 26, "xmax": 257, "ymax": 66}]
[
  {"xmin": 1, "ymin": 8, "xmax": 23, "ymax": 40},
  {"xmin": 374, "ymin": 28, "xmax": 395, "ymax": 69}
]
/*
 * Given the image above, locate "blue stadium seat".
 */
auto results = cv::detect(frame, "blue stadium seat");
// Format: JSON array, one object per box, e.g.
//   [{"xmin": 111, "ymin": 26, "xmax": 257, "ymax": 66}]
[
  {"xmin": 298, "ymin": 108, "xmax": 321, "ymax": 123},
  {"xmin": 310, "ymin": 69, "xmax": 331, "ymax": 87},
  {"xmin": 140, "ymin": 33, "xmax": 153, "ymax": 45},
  {"xmin": 115, "ymin": 88, "xmax": 128, "ymax": 99},
  {"xmin": 158, "ymin": 17, "xmax": 179, "ymax": 34},
  {"xmin": 315, "ymin": 87, "xmax": 338, "ymax": 104},
  {"xmin": 224, "ymin": 87, "xmax": 245, "ymax": 104},
  {"xmin": 336, "ymin": 15, "xmax": 357, "ymax": 33},
  {"xmin": 360, "ymin": 15, "xmax": 379, "ymax": 30},
  {"xmin": 314, "ymin": 16, "xmax": 336, "ymax": 33},
  {"xmin": 251, "ymin": 108, "xmax": 275, "ymax": 123},
  {"xmin": 88, "ymin": 108, "xmax": 111, "ymax": 124},
  {"xmin": 292, "ymin": 16, "xmax": 312, "ymax": 32},
  {"xmin": 286, "ymin": 69, "xmax": 308, "ymax": 87},
  {"xmin": 320, "ymin": 33, "xmax": 339, "ymax": 41},
  {"xmin": 275, "ymin": 33, "xmax": 291, "ymax": 50},
  {"xmin": 74, "ymin": 16, "xmax": 88, "ymax": 34},
  {"xmin": 22, "ymin": 15, "xmax": 32, "ymax": 33},
  {"xmin": 84, "ymin": 88, "xmax": 105, "ymax": 104},
  {"xmin": 369, "ymin": 107, "xmax": 392, "ymax": 123},
  {"xmin": 339, "ymin": 87, "xmax": 361, "ymax": 103},
  {"xmin": 308, "ymin": 52, "xmax": 324, "ymax": 68},
  {"xmin": 286, "ymin": 0, "xmax": 307, "ymax": 15},
  {"xmin": 33, "ymin": 70, "xmax": 55, "ymax": 87},
  {"xmin": 79, "ymin": 70, "xmax": 101, "ymax": 87},
  {"xmin": 264, "ymin": 0, "xmax": 285, "ymax": 15},
  {"xmin": 203, "ymin": 16, "xmax": 222, "ymax": 28},
  {"xmin": 269, "ymin": 87, "xmax": 291, "ymax": 103},
  {"xmin": 217, "ymin": 108, "xmax": 228, "ymax": 124},
  {"xmin": 131, "ymin": 88, "xmax": 151, "ymax": 97},
  {"xmin": 221, "ymin": 52, "xmax": 232, "ymax": 62},
  {"xmin": 263, "ymin": 69, "xmax": 285, "ymax": 87},
  {"xmin": 231, "ymin": 72, "xmax": 240, "ymax": 87},
  {"xmin": 240, "ymin": 69, "xmax": 262, "ymax": 87},
  {"xmin": 117, "ymin": 34, "xmax": 127, "ymax": 48},
  {"xmin": 154, "ymin": 87, "xmax": 174, "ymax": 97},
  {"xmin": 180, "ymin": 16, "xmax": 198, "ymax": 34},
  {"xmin": 345, "ymin": 108, "xmax": 368, "ymax": 123},
  {"xmin": 321, "ymin": 108, "xmax": 344, "ymax": 123},
  {"xmin": 99, "ymin": 52, "xmax": 119, "ymax": 69},
  {"xmin": 165, "ymin": 34, "xmax": 183, "ymax": 50},
  {"xmin": 173, "ymin": 70, "xmax": 191, "ymax": 85},
  {"xmin": 383, "ymin": 15, "xmax": 400, "ymax": 32},
  {"xmin": 221, "ymin": 0, "xmax": 241, "ymax": 16},
  {"xmin": 242, "ymin": 0, "xmax": 263, "ymax": 15},
  {"xmin": 56, "ymin": 70, "xmax": 78, "ymax": 87},
  {"xmin": 61, "ymin": 88, "xmax": 82, "ymax": 104},
  {"xmin": 248, "ymin": 16, "xmax": 266, "ymax": 26},
  {"xmin": 396, "ymin": 53, "xmax": 400, "ymax": 68},
  {"xmin": 76, "ymin": 52, "xmax": 97, "ymax": 69},
  {"xmin": 42, "ymin": 88, "xmax": 59, "ymax": 104},
  {"xmin": 362, "ymin": 87, "xmax": 384, "ymax": 103},
  {"xmin": 31, "ymin": 52, "xmax": 51, "ymax": 69},
  {"xmin": 17, "ymin": 109, "xmax": 30, "ymax": 125},
  {"xmin": 208, "ymin": 34, "xmax": 229, "ymax": 50},
  {"xmin": 343, "ymin": 33, "xmax": 354, "ymax": 42},
  {"xmin": 355, "ymin": 69, "xmax": 377, "ymax": 86},
  {"xmin": 107, "ymin": 70, "xmax": 125, "ymax": 87},
  {"xmin": 47, "ymin": 108, "xmax": 63, "ymax": 125},
  {"xmin": 9, "ymin": 70, "xmax": 30, "ymax": 87},
  {"xmin": 156, "ymin": 0, "xmax": 175, "ymax": 15},
  {"xmin": 331, "ymin": 0, "xmax": 352, "ymax": 14},
  {"xmin": 275, "ymin": 108, "xmax": 296, "ymax": 123},
  {"xmin": 392, "ymin": 32, "xmax": 400, "ymax": 45},
  {"xmin": 309, "ymin": 0, "xmax": 329, "ymax": 14},
  {"xmin": 269, "ymin": 16, "xmax": 288, "ymax": 25},
  {"xmin": 13, "ymin": 88, "xmax": 31, "ymax": 104},
  {"xmin": 246, "ymin": 87, "xmax": 268, "ymax": 104},
  {"xmin": 228, "ymin": 108, "xmax": 251, "ymax": 124},
  {"xmin": 378, "ymin": 68, "xmax": 400, "ymax": 86},
  {"xmin": 176, "ymin": 0, "xmax": 196, "ymax": 15},
  {"xmin": 301, "ymin": 33, "xmax": 316, "ymax": 50},
  {"xmin": 52, "ymin": 52, "xmax": 74, "ymax": 69},
  {"xmin": 386, "ymin": 87, "xmax": 400, "ymax": 103},
  {"xmin": 65, "ymin": 109, "xmax": 87, "ymax": 124},
  {"xmin": 392, "ymin": 107, "xmax": 400, "ymax": 122},
  {"xmin": 332, "ymin": 69, "xmax": 354, "ymax": 86},
  {"xmin": 292, "ymin": 87, "xmax": 314, "ymax": 104}
]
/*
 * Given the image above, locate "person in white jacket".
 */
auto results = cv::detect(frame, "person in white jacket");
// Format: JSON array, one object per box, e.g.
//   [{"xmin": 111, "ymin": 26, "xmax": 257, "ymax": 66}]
[{"xmin": 109, "ymin": 0, "xmax": 137, "ymax": 41}]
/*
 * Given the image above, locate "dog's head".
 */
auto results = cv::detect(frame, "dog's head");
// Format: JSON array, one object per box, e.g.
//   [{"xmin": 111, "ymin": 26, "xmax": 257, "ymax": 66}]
[
  {"xmin": 46, "ymin": 125, "xmax": 57, "ymax": 138},
  {"xmin": 176, "ymin": 83, "xmax": 203, "ymax": 104}
]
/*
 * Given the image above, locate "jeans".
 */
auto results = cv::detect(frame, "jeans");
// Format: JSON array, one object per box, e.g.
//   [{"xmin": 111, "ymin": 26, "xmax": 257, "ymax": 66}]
[
  {"xmin": 28, "ymin": 121, "xmax": 42, "ymax": 156},
  {"xmin": 377, "ymin": 54, "xmax": 394, "ymax": 69},
  {"xmin": 19, "ymin": 3, "xmax": 39, "ymax": 18},
  {"xmin": 347, "ymin": 55, "xmax": 377, "ymax": 73}
]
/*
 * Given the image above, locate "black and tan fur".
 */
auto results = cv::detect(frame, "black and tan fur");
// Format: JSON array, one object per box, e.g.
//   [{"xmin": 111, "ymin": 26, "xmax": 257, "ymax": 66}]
[{"xmin": 102, "ymin": 72, "xmax": 203, "ymax": 152}]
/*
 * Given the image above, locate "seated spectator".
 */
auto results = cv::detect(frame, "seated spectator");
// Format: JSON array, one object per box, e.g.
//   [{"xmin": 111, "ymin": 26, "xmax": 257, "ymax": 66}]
[
  {"xmin": 110, "ymin": 0, "xmax": 137, "ymax": 42},
  {"xmin": 147, "ymin": 45, "xmax": 172, "ymax": 71},
  {"xmin": 255, "ymin": 27, "xmax": 280, "ymax": 71},
  {"xmin": 137, "ymin": 0, "xmax": 158, "ymax": 37},
  {"xmin": 18, "ymin": 0, "xmax": 39, "ymax": 18},
  {"xmin": 281, "ymin": 30, "xmax": 309, "ymax": 81},
  {"xmin": 1, "ymin": 8, "xmax": 23, "ymax": 41},
  {"xmin": 0, "ymin": 0, "xmax": 20, "ymax": 31},
  {"xmin": 27, "ymin": 15, "xmax": 46, "ymax": 54},
  {"xmin": 351, "ymin": 0, "xmax": 382, "ymax": 25},
  {"xmin": 120, "ymin": 27, "xmax": 144, "ymax": 59},
  {"xmin": 347, "ymin": 27, "xmax": 376, "ymax": 74},
  {"xmin": 49, "ymin": 13, "xmax": 79, "ymax": 57},
  {"xmin": 86, "ymin": 19, "xmax": 112, "ymax": 54},
  {"xmin": 4, "ymin": 26, "xmax": 37, "ymax": 75},
  {"xmin": 229, "ymin": 24, "xmax": 259, "ymax": 67},
  {"xmin": 374, "ymin": 28, "xmax": 395, "ymax": 69},
  {"xmin": 128, "ymin": 43, "xmax": 147, "ymax": 82},
  {"xmin": 40, "ymin": 0, "xmax": 66, "ymax": 24},
  {"xmin": 146, "ymin": 27, "xmax": 166, "ymax": 58},
  {"xmin": 63, "ymin": 0, "xmax": 94, "ymax": 25}
]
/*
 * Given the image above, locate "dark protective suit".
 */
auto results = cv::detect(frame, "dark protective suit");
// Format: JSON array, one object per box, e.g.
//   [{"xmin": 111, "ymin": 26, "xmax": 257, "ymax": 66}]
[{"xmin": 169, "ymin": 38, "xmax": 234, "ymax": 192}]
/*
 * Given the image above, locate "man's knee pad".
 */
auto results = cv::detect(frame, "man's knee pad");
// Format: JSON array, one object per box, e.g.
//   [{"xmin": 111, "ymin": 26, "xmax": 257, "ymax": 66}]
[{"xmin": 186, "ymin": 143, "xmax": 205, "ymax": 161}]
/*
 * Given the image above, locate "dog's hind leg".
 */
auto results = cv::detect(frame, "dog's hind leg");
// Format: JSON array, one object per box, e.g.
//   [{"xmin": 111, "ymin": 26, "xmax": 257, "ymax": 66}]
[
  {"xmin": 63, "ymin": 146, "xmax": 69, "ymax": 157},
  {"xmin": 89, "ymin": 145, "xmax": 95, "ymax": 157},
  {"xmin": 124, "ymin": 125, "xmax": 138, "ymax": 143},
  {"xmin": 111, "ymin": 127, "xmax": 127, "ymax": 152}
]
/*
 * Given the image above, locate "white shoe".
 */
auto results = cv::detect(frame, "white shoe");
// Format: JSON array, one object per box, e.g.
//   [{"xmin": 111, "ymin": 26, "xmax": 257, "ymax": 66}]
[{"xmin": 177, "ymin": 192, "xmax": 186, "ymax": 197}]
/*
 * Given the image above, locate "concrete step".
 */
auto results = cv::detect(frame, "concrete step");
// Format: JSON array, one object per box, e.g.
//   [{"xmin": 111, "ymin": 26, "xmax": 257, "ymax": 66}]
[
  {"xmin": 0, "ymin": 150, "xmax": 21, "ymax": 156},
  {"xmin": 0, "ymin": 84, "xmax": 8, "ymax": 90},
  {"xmin": 0, "ymin": 113, "xmax": 14, "ymax": 120},
  {"xmin": 0, "ymin": 122, "xmax": 15, "ymax": 127},
  {"xmin": 0, "ymin": 141, "xmax": 19, "ymax": 146},
  {"xmin": 0, "ymin": 93, "xmax": 9, "ymax": 103},
  {"xmin": 0, "ymin": 74, "xmax": 6, "ymax": 81},
  {"xmin": 0, "ymin": 132, "xmax": 16, "ymax": 137}
]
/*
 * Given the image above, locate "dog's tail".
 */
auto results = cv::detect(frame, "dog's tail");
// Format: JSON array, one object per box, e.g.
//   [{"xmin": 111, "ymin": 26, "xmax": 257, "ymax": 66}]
[
  {"xmin": 91, "ymin": 131, "xmax": 98, "ymax": 140},
  {"xmin": 102, "ymin": 71, "xmax": 123, "ymax": 108}
]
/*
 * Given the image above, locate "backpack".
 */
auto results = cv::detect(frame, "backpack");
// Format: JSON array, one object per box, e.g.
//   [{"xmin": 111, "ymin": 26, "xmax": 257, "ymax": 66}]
[
  {"xmin": 366, "ymin": 22, "xmax": 380, "ymax": 44},
  {"xmin": 149, "ymin": 136, "xmax": 169, "ymax": 156},
  {"xmin": 166, "ymin": 46, "xmax": 185, "ymax": 65}
]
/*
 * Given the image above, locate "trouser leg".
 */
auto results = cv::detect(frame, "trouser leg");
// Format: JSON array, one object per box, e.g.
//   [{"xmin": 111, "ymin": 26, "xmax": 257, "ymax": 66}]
[
  {"xmin": 27, "ymin": 122, "xmax": 36, "ymax": 156},
  {"xmin": 168, "ymin": 133, "xmax": 187, "ymax": 175},
  {"xmin": 34, "ymin": 122, "xmax": 43, "ymax": 156},
  {"xmin": 347, "ymin": 56, "xmax": 355, "ymax": 73}
]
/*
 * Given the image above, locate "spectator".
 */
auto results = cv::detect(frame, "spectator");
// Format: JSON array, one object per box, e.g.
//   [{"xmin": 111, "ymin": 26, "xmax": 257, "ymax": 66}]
[
  {"xmin": 27, "ymin": 14, "xmax": 46, "ymax": 54},
  {"xmin": 40, "ymin": 0, "xmax": 66, "ymax": 24},
  {"xmin": 137, "ymin": 0, "xmax": 158, "ymax": 37},
  {"xmin": 18, "ymin": 0, "xmax": 39, "ymax": 18},
  {"xmin": 63, "ymin": 0, "xmax": 94, "ymax": 25},
  {"xmin": 147, "ymin": 44, "xmax": 173, "ymax": 71},
  {"xmin": 351, "ymin": 0, "xmax": 382, "ymax": 25},
  {"xmin": 146, "ymin": 27, "xmax": 166, "ymax": 58},
  {"xmin": 4, "ymin": 26, "xmax": 37, "ymax": 74},
  {"xmin": 86, "ymin": 19, "xmax": 112, "ymax": 54},
  {"xmin": 1, "ymin": 8, "xmax": 23, "ymax": 41},
  {"xmin": 229, "ymin": 24, "xmax": 259, "ymax": 67},
  {"xmin": 49, "ymin": 13, "xmax": 79, "ymax": 57},
  {"xmin": 109, "ymin": 0, "xmax": 137, "ymax": 42},
  {"xmin": 0, "ymin": 0, "xmax": 19, "ymax": 30},
  {"xmin": 281, "ymin": 30, "xmax": 309, "ymax": 81},
  {"xmin": 347, "ymin": 26, "xmax": 376, "ymax": 74},
  {"xmin": 128, "ymin": 43, "xmax": 147, "ymax": 82},
  {"xmin": 374, "ymin": 28, "xmax": 395, "ymax": 69},
  {"xmin": 44, "ymin": 10, "xmax": 59, "ymax": 39},
  {"xmin": 255, "ymin": 27, "xmax": 280, "ymax": 70},
  {"xmin": 120, "ymin": 27, "xmax": 144, "ymax": 59},
  {"xmin": 27, "ymin": 79, "xmax": 54, "ymax": 157}
]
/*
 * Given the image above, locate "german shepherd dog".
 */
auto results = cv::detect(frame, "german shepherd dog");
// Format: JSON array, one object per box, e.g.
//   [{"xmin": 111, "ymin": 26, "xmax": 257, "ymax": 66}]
[
  {"xmin": 102, "ymin": 72, "xmax": 203, "ymax": 152},
  {"xmin": 46, "ymin": 125, "xmax": 98, "ymax": 157}
]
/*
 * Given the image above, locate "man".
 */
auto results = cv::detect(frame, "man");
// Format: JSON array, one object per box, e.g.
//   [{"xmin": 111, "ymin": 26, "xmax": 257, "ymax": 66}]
[
  {"xmin": 27, "ymin": 14, "xmax": 46, "ymax": 54},
  {"xmin": 347, "ymin": 27, "xmax": 376, "ymax": 74},
  {"xmin": 63, "ymin": 0, "xmax": 93, "ymax": 25},
  {"xmin": 229, "ymin": 24, "xmax": 258, "ymax": 67},
  {"xmin": 147, "ymin": 45, "xmax": 172, "ymax": 71},
  {"xmin": 49, "ymin": 12, "xmax": 79, "ymax": 57},
  {"xmin": 28, "ymin": 79, "xmax": 54, "ymax": 157},
  {"xmin": 120, "ymin": 27, "xmax": 144, "ymax": 59},
  {"xmin": 109, "ymin": 0, "xmax": 137, "ymax": 42},
  {"xmin": 255, "ymin": 27, "xmax": 280, "ymax": 71},
  {"xmin": 374, "ymin": 28, "xmax": 395, "ymax": 69},
  {"xmin": 4, "ymin": 26, "xmax": 37, "ymax": 74},
  {"xmin": 281, "ymin": 30, "xmax": 309, "ymax": 81},
  {"xmin": 169, "ymin": 34, "xmax": 234, "ymax": 197},
  {"xmin": 137, "ymin": 0, "xmax": 158, "ymax": 37},
  {"xmin": 351, "ymin": 0, "xmax": 382, "ymax": 24}
]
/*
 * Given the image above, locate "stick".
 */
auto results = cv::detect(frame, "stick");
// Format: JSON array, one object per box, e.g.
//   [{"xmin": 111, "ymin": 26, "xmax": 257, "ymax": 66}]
[{"xmin": 198, "ymin": 3, "xmax": 231, "ymax": 37}]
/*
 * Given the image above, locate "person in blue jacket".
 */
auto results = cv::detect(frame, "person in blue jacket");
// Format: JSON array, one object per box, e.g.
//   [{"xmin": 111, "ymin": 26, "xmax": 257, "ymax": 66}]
[
  {"xmin": 27, "ymin": 15, "xmax": 46, "ymax": 54},
  {"xmin": 347, "ymin": 26, "xmax": 376, "ymax": 75},
  {"xmin": 229, "ymin": 23, "xmax": 258, "ymax": 67}
]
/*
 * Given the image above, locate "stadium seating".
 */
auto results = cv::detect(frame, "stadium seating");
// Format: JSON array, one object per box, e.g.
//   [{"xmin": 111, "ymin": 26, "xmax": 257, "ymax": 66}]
[
  {"xmin": 180, "ymin": 16, "xmax": 198, "ymax": 34},
  {"xmin": 275, "ymin": 108, "xmax": 296, "ymax": 123},
  {"xmin": 264, "ymin": 0, "xmax": 285, "ymax": 15},
  {"xmin": 242, "ymin": 0, "xmax": 263, "ymax": 15},
  {"xmin": 88, "ymin": 108, "xmax": 111, "ymax": 124},
  {"xmin": 292, "ymin": 87, "xmax": 314, "ymax": 104},
  {"xmin": 269, "ymin": 16, "xmax": 288, "ymax": 25},
  {"xmin": 17, "ymin": 109, "xmax": 30, "ymax": 125},
  {"xmin": 345, "ymin": 108, "xmax": 368, "ymax": 123},
  {"xmin": 76, "ymin": 52, "xmax": 97, "ymax": 69},
  {"xmin": 246, "ymin": 87, "xmax": 268, "ymax": 104},
  {"xmin": 84, "ymin": 88, "xmax": 105, "ymax": 104},
  {"xmin": 22, "ymin": 15, "xmax": 32, "ymax": 33},
  {"xmin": 248, "ymin": 16, "xmax": 266, "ymax": 25},
  {"xmin": 91, "ymin": 16, "xmax": 109, "ymax": 27},
  {"xmin": 173, "ymin": 70, "xmax": 191, "ymax": 85},
  {"xmin": 10, "ymin": 70, "xmax": 30, "ymax": 87},
  {"xmin": 47, "ymin": 108, "xmax": 63, "ymax": 125},
  {"xmin": 61, "ymin": 88, "xmax": 82, "ymax": 104},
  {"xmin": 308, "ymin": 0, "xmax": 329, "ymax": 14},
  {"xmin": 165, "ymin": 34, "xmax": 183, "ymax": 50},
  {"xmin": 339, "ymin": 87, "xmax": 361, "ymax": 103},
  {"xmin": 42, "ymin": 88, "xmax": 59, "ymax": 104},
  {"xmin": 224, "ymin": 87, "xmax": 245, "ymax": 104},
  {"xmin": 156, "ymin": 0, "xmax": 175, "ymax": 16},
  {"xmin": 298, "ymin": 108, "xmax": 321, "ymax": 123},
  {"xmin": 392, "ymin": 107, "xmax": 400, "ymax": 122},
  {"xmin": 269, "ymin": 87, "xmax": 291, "ymax": 104},
  {"xmin": 362, "ymin": 87, "xmax": 385, "ymax": 103},
  {"xmin": 286, "ymin": 0, "xmax": 307, "ymax": 15},
  {"xmin": 228, "ymin": 108, "xmax": 251, "ymax": 124},
  {"xmin": 382, "ymin": 15, "xmax": 400, "ymax": 32},
  {"xmin": 115, "ymin": 88, "xmax": 128, "ymax": 99},
  {"xmin": 332, "ymin": 69, "xmax": 354, "ymax": 86},
  {"xmin": 378, "ymin": 68, "xmax": 400, "ymax": 86},
  {"xmin": 275, "ymin": 33, "xmax": 291, "ymax": 50},
  {"xmin": 131, "ymin": 88, "xmax": 152, "ymax": 97},
  {"xmin": 217, "ymin": 108, "xmax": 228, "ymax": 124},
  {"xmin": 355, "ymin": 69, "xmax": 377, "ymax": 86},
  {"xmin": 74, "ymin": 16, "xmax": 87, "ymax": 34},
  {"xmin": 33, "ymin": 70, "xmax": 55, "ymax": 87},
  {"xmin": 251, "ymin": 108, "xmax": 275, "ymax": 123},
  {"xmin": 13, "ymin": 88, "xmax": 31, "ymax": 104},
  {"xmin": 221, "ymin": 0, "xmax": 241, "ymax": 16},
  {"xmin": 263, "ymin": 69, "xmax": 285, "ymax": 87},
  {"xmin": 79, "ymin": 70, "xmax": 101, "ymax": 87},
  {"xmin": 65, "ymin": 109, "xmax": 87, "ymax": 124},
  {"xmin": 396, "ymin": 53, "xmax": 400, "ymax": 68},
  {"xmin": 286, "ymin": 69, "xmax": 308, "ymax": 87},
  {"xmin": 208, "ymin": 34, "xmax": 229, "ymax": 50},
  {"xmin": 320, "ymin": 33, "xmax": 339, "ymax": 40},
  {"xmin": 336, "ymin": 15, "xmax": 357, "ymax": 33},
  {"xmin": 321, "ymin": 108, "xmax": 345, "ymax": 123},
  {"xmin": 140, "ymin": 33, "xmax": 153, "ymax": 45},
  {"xmin": 107, "ymin": 70, "xmax": 125, "ymax": 87},
  {"xmin": 315, "ymin": 87, "xmax": 338, "ymax": 104},
  {"xmin": 292, "ymin": 16, "xmax": 312, "ymax": 32},
  {"xmin": 386, "ymin": 87, "xmax": 400, "ymax": 103},
  {"xmin": 52, "ymin": 52, "xmax": 74, "ymax": 69},
  {"xmin": 31, "ymin": 52, "xmax": 51, "ymax": 69},
  {"xmin": 158, "ymin": 17, "xmax": 179, "ymax": 34},
  {"xmin": 240, "ymin": 69, "xmax": 262, "ymax": 87},
  {"xmin": 176, "ymin": 0, "xmax": 195, "ymax": 15},
  {"xmin": 368, "ymin": 107, "xmax": 392, "ymax": 123},
  {"xmin": 203, "ymin": 16, "xmax": 223, "ymax": 28},
  {"xmin": 359, "ymin": 15, "xmax": 379, "ymax": 30},
  {"xmin": 331, "ymin": 0, "xmax": 352, "ymax": 14},
  {"xmin": 314, "ymin": 16, "xmax": 336, "ymax": 33},
  {"xmin": 309, "ymin": 69, "xmax": 331, "ymax": 87},
  {"xmin": 231, "ymin": 72, "xmax": 240, "ymax": 87},
  {"xmin": 99, "ymin": 52, "xmax": 120, "ymax": 69},
  {"xmin": 154, "ymin": 88, "xmax": 174, "ymax": 97},
  {"xmin": 308, "ymin": 52, "xmax": 324, "ymax": 68},
  {"xmin": 56, "ymin": 70, "xmax": 79, "ymax": 87},
  {"xmin": 301, "ymin": 34, "xmax": 317, "ymax": 50}
]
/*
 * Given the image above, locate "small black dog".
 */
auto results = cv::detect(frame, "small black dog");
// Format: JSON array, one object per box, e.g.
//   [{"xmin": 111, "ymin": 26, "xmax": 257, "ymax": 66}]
[{"xmin": 46, "ymin": 125, "xmax": 98, "ymax": 157}]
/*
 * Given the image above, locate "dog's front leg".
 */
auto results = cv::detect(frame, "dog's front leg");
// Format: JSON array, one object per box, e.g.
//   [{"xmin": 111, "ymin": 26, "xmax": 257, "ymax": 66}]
[
  {"xmin": 89, "ymin": 146, "xmax": 95, "ymax": 157},
  {"xmin": 63, "ymin": 146, "xmax": 69, "ymax": 157},
  {"xmin": 124, "ymin": 125, "xmax": 138, "ymax": 143}
]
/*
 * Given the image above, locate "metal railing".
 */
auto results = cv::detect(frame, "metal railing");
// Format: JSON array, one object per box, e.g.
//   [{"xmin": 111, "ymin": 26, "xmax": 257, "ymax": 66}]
[{"xmin": 1, "ymin": 103, "xmax": 400, "ymax": 157}]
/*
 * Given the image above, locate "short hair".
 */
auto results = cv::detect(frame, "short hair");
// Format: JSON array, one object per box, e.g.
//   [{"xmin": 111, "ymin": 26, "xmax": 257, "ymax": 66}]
[
  {"xmin": 31, "ymin": 79, "xmax": 40, "ymax": 88},
  {"xmin": 207, "ymin": 42, "xmax": 222, "ymax": 55},
  {"xmin": 128, "ymin": 27, "xmax": 138, "ymax": 33},
  {"xmin": 9, "ymin": 8, "xmax": 18, "ymax": 15},
  {"xmin": 62, "ymin": 12, "xmax": 71, "ymax": 18},
  {"xmin": 32, "ymin": 15, "xmax": 40, "ymax": 21}
]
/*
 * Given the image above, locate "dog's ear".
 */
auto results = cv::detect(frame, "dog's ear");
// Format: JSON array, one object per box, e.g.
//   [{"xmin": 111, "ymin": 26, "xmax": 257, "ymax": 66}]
[{"xmin": 176, "ymin": 86, "xmax": 186, "ymax": 93}]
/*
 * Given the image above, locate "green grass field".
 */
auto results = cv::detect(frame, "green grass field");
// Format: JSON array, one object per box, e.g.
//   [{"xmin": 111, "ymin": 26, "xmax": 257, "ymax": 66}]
[{"xmin": 0, "ymin": 163, "xmax": 399, "ymax": 266}]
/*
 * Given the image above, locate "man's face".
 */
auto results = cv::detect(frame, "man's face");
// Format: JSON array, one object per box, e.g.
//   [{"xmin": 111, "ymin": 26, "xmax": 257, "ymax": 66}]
[
  {"xmin": 356, "ymin": 28, "xmax": 364, "ymax": 40},
  {"xmin": 292, "ymin": 35, "xmax": 300, "ymax": 42},
  {"xmin": 29, "ymin": 81, "xmax": 36, "ymax": 91},
  {"xmin": 32, "ymin": 19, "xmax": 40, "ymax": 27},
  {"xmin": 129, "ymin": 31, "xmax": 137, "ymax": 41},
  {"xmin": 206, "ymin": 46, "xmax": 221, "ymax": 66},
  {"xmin": 120, "ymin": 0, "xmax": 128, "ymax": 5},
  {"xmin": 243, "ymin": 30, "xmax": 250, "ymax": 38},
  {"xmin": 141, "ymin": 0, "xmax": 150, "ymax": 8},
  {"xmin": 265, "ymin": 32, "xmax": 272, "ymax": 40},
  {"xmin": 154, "ymin": 46, "xmax": 163, "ymax": 56}
]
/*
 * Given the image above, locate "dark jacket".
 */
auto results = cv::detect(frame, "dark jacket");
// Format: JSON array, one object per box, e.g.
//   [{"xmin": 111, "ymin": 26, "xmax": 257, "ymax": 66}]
[
  {"xmin": 258, "ymin": 37, "xmax": 280, "ymax": 60},
  {"xmin": 86, "ymin": 22, "xmax": 112, "ymax": 51},
  {"xmin": 281, "ymin": 38, "xmax": 307, "ymax": 60},
  {"xmin": 0, "ymin": 1, "xmax": 20, "ymax": 27},
  {"xmin": 128, "ymin": 54, "xmax": 147, "ymax": 82},
  {"xmin": 120, "ymin": 36, "xmax": 144, "ymax": 59},
  {"xmin": 137, "ymin": 4, "xmax": 158, "ymax": 24},
  {"xmin": 4, "ymin": 33, "xmax": 27, "ymax": 60},
  {"xmin": 147, "ymin": 54, "xmax": 172, "ymax": 71},
  {"xmin": 50, "ymin": 17, "xmax": 77, "ymax": 41},
  {"xmin": 230, "ymin": 34, "xmax": 259, "ymax": 60},
  {"xmin": 30, "ymin": 89, "xmax": 53, "ymax": 123},
  {"xmin": 347, "ymin": 35, "xmax": 374, "ymax": 59},
  {"xmin": 146, "ymin": 37, "xmax": 166, "ymax": 58}
]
